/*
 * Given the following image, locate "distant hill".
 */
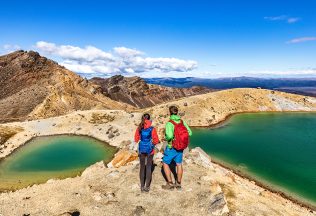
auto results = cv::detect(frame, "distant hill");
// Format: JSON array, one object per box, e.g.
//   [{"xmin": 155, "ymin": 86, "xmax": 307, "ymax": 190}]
[
  {"xmin": 0, "ymin": 51, "xmax": 132, "ymax": 123},
  {"xmin": 145, "ymin": 77, "xmax": 316, "ymax": 97},
  {"xmin": 90, "ymin": 75, "xmax": 213, "ymax": 108}
]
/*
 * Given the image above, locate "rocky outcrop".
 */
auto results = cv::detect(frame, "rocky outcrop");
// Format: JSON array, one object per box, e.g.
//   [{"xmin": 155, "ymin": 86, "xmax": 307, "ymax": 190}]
[
  {"xmin": 208, "ymin": 192, "xmax": 229, "ymax": 216},
  {"xmin": 0, "ymin": 51, "xmax": 132, "ymax": 123},
  {"xmin": 190, "ymin": 147, "xmax": 213, "ymax": 169},
  {"xmin": 90, "ymin": 75, "xmax": 213, "ymax": 108},
  {"xmin": 107, "ymin": 149, "xmax": 138, "ymax": 168}
]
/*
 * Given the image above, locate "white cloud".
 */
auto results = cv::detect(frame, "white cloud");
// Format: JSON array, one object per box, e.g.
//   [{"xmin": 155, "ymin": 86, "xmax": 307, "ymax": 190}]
[
  {"xmin": 35, "ymin": 41, "xmax": 197, "ymax": 77},
  {"xmin": 2, "ymin": 44, "xmax": 21, "ymax": 54},
  {"xmin": 125, "ymin": 68, "xmax": 135, "ymax": 73},
  {"xmin": 287, "ymin": 37, "xmax": 316, "ymax": 44},
  {"xmin": 264, "ymin": 15, "xmax": 300, "ymax": 24},
  {"xmin": 113, "ymin": 47, "xmax": 144, "ymax": 57},
  {"xmin": 36, "ymin": 41, "xmax": 114, "ymax": 62}
]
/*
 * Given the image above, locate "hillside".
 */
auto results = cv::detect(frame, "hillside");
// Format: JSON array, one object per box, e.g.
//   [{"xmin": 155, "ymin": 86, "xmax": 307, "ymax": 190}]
[
  {"xmin": 90, "ymin": 75, "xmax": 212, "ymax": 108},
  {"xmin": 0, "ymin": 51, "xmax": 132, "ymax": 123},
  {"xmin": 143, "ymin": 88, "xmax": 316, "ymax": 134}
]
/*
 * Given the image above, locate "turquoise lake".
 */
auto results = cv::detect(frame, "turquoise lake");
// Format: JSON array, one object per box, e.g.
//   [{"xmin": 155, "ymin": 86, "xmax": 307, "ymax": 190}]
[
  {"xmin": 0, "ymin": 135, "xmax": 116, "ymax": 191},
  {"xmin": 191, "ymin": 113, "xmax": 316, "ymax": 207}
]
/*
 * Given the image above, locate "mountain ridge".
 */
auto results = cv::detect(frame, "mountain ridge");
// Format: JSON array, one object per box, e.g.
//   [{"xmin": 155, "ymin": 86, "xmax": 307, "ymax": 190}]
[
  {"xmin": 90, "ymin": 75, "xmax": 213, "ymax": 108},
  {"xmin": 0, "ymin": 50, "xmax": 132, "ymax": 123}
]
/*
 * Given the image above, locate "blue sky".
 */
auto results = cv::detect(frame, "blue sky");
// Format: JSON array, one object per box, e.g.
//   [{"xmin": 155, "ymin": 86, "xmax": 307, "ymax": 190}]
[{"xmin": 1, "ymin": 0, "xmax": 316, "ymax": 78}]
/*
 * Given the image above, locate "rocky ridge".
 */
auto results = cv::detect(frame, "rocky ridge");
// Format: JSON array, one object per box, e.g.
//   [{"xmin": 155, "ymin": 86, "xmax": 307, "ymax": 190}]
[{"xmin": 90, "ymin": 75, "xmax": 213, "ymax": 108}]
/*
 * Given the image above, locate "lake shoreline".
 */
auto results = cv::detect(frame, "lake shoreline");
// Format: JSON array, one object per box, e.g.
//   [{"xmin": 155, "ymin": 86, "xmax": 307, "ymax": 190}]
[
  {"xmin": 210, "ymin": 157, "xmax": 316, "ymax": 211},
  {"xmin": 192, "ymin": 111, "xmax": 316, "ymax": 212},
  {"xmin": 0, "ymin": 134, "xmax": 118, "ymax": 193},
  {"xmin": 191, "ymin": 110, "xmax": 316, "ymax": 130},
  {"xmin": 0, "ymin": 133, "xmax": 118, "ymax": 163}
]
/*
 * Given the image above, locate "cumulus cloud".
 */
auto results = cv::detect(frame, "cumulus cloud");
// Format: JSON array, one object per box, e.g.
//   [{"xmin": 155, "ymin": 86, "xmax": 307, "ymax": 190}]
[
  {"xmin": 287, "ymin": 37, "xmax": 316, "ymax": 44},
  {"xmin": 35, "ymin": 41, "xmax": 197, "ymax": 77},
  {"xmin": 264, "ymin": 15, "xmax": 300, "ymax": 24},
  {"xmin": 36, "ymin": 41, "xmax": 113, "ymax": 62}
]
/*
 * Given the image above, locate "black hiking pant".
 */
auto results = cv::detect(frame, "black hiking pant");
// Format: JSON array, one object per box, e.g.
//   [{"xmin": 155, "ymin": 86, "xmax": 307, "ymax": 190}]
[{"xmin": 139, "ymin": 153, "xmax": 154, "ymax": 188}]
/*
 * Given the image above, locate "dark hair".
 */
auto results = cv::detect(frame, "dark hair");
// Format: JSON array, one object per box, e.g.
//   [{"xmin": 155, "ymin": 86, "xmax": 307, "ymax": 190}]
[
  {"xmin": 169, "ymin": 105, "xmax": 178, "ymax": 115},
  {"xmin": 138, "ymin": 113, "xmax": 150, "ymax": 130}
]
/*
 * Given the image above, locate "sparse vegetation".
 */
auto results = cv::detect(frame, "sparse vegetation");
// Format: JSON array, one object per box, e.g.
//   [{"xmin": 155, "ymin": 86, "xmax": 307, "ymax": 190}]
[
  {"xmin": 89, "ymin": 113, "xmax": 115, "ymax": 124},
  {"xmin": 220, "ymin": 183, "xmax": 237, "ymax": 212},
  {"xmin": 219, "ymin": 183, "xmax": 236, "ymax": 198}
]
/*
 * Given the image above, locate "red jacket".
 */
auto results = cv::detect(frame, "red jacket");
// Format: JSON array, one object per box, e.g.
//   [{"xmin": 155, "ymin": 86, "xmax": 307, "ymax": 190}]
[{"xmin": 134, "ymin": 119, "xmax": 159, "ymax": 155}]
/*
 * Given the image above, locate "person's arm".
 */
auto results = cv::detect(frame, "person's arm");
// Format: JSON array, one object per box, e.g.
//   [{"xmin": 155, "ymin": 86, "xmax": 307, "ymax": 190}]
[
  {"xmin": 151, "ymin": 128, "xmax": 160, "ymax": 145},
  {"xmin": 134, "ymin": 128, "xmax": 140, "ymax": 143},
  {"xmin": 183, "ymin": 120, "xmax": 192, "ymax": 136},
  {"xmin": 165, "ymin": 122, "xmax": 175, "ymax": 142}
]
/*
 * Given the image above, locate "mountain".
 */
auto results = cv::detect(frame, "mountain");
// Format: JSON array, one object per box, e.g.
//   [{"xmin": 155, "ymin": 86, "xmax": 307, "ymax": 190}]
[
  {"xmin": 90, "ymin": 75, "xmax": 213, "ymax": 108},
  {"xmin": 0, "ymin": 50, "xmax": 132, "ymax": 123},
  {"xmin": 145, "ymin": 77, "xmax": 316, "ymax": 96}
]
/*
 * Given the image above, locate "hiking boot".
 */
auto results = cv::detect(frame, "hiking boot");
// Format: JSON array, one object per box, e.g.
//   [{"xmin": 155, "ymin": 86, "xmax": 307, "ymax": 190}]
[
  {"xmin": 175, "ymin": 181, "xmax": 182, "ymax": 190},
  {"xmin": 143, "ymin": 187, "xmax": 150, "ymax": 192},
  {"xmin": 162, "ymin": 182, "xmax": 174, "ymax": 190},
  {"xmin": 141, "ymin": 186, "xmax": 145, "ymax": 192}
]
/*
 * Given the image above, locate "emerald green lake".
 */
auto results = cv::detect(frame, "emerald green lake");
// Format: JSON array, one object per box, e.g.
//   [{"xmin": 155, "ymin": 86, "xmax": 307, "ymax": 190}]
[
  {"xmin": 191, "ymin": 113, "xmax": 316, "ymax": 207},
  {"xmin": 0, "ymin": 135, "xmax": 116, "ymax": 191}
]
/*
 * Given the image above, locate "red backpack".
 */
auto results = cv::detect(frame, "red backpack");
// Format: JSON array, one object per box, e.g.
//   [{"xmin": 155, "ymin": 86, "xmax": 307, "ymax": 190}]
[{"xmin": 169, "ymin": 119, "xmax": 189, "ymax": 150}]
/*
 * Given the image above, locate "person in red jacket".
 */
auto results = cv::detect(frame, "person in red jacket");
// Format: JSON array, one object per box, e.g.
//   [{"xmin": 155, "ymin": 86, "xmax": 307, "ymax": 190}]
[{"xmin": 134, "ymin": 113, "xmax": 159, "ymax": 192}]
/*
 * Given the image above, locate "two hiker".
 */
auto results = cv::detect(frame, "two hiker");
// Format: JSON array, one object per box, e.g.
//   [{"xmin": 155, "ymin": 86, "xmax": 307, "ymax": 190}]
[{"xmin": 134, "ymin": 106, "xmax": 192, "ymax": 192}]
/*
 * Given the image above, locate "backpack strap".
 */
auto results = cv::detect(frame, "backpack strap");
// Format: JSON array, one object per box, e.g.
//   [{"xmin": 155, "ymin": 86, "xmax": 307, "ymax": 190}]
[
  {"xmin": 169, "ymin": 120, "xmax": 176, "ymax": 126},
  {"xmin": 169, "ymin": 120, "xmax": 183, "ymax": 126}
]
